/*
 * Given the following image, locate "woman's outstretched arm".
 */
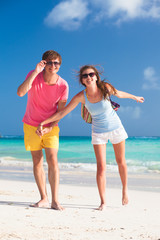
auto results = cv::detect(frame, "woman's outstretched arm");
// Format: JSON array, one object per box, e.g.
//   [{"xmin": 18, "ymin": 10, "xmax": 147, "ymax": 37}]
[
  {"xmin": 36, "ymin": 91, "xmax": 84, "ymax": 135},
  {"xmin": 114, "ymin": 90, "xmax": 144, "ymax": 103},
  {"xmin": 106, "ymin": 83, "xmax": 144, "ymax": 103}
]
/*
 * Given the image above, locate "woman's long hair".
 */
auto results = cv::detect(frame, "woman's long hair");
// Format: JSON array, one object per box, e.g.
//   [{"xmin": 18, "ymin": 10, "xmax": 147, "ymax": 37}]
[{"xmin": 78, "ymin": 65, "xmax": 116, "ymax": 99}]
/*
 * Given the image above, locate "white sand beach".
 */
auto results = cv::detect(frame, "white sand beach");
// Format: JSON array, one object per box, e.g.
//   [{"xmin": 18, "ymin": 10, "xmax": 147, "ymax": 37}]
[{"xmin": 0, "ymin": 165, "xmax": 160, "ymax": 240}]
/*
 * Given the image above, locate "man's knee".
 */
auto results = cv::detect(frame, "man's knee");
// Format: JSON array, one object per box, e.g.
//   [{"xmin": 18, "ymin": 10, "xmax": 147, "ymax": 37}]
[
  {"xmin": 45, "ymin": 148, "xmax": 58, "ymax": 166},
  {"xmin": 47, "ymin": 156, "xmax": 58, "ymax": 169},
  {"xmin": 31, "ymin": 150, "xmax": 43, "ymax": 167}
]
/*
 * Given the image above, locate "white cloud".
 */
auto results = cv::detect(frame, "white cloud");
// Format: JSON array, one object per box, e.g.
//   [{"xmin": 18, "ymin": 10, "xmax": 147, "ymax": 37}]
[
  {"xmin": 119, "ymin": 106, "xmax": 142, "ymax": 119},
  {"xmin": 44, "ymin": 0, "xmax": 90, "ymax": 30},
  {"xmin": 93, "ymin": 0, "xmax": 144, "ymax": 18},
  {"xmin": 92, "ymin": 0, "xmax": 160, "ymax": 24},
  {"xmin": 142, "ymin": 66, "xmax": 160, "ymax": 90},
  {"xmin": 44, "ymin": 0, "xmax": 160, "ymax": 30}
]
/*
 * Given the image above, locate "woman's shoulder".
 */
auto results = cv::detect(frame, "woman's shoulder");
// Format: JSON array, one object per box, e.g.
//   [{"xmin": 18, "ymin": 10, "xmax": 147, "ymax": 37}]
[
  {"xmin": 104, "ymin": 82, "xmax": 116, "ymax": 95},
  {"xmin": 76, "ymin": 90, "xmax": 85, "ymax": 96},
  {"xmin": 105, "ymin": 82, "xmax": 111, "ymax": 88},
  {"xmin": 73, "ymin": 90, "xmax": 85, "ymax": 103}
]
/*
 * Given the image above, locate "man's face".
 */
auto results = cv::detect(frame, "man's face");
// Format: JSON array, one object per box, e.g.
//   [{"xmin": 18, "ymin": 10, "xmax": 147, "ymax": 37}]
[{"xmin": 45, "ymin": 57, "xmax": 61, "ymax": 74}]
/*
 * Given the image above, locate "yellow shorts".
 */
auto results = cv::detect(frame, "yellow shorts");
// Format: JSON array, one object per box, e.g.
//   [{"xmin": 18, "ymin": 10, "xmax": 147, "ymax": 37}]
[{"xmin": 23, "ymin": 123, "xmax": 59, "ymax": 151}]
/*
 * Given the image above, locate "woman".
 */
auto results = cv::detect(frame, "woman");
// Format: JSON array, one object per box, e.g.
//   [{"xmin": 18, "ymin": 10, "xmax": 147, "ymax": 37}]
[{"xmin": 36, "ymin": 65, "xmax": 144, "ymax": 210}]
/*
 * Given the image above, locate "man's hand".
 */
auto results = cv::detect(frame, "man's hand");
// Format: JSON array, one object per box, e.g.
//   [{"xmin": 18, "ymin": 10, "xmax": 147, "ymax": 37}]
[
  {"xmin": 36, "ymin": 125, "xmax": 43, "ymax": 137},
  {"xmin": 36, "ymin": 122, "xmax": 58, "ymax": 137},
  {"xmin": 17, "ymin": 60, "xmax": 47, "ymax": 97},
  {"xmin": 35, "ymin": 60, "xmax": 46, "ymax": 74},
  {"xmin": 39, "ymin": 126, "xmax": 53, "ymax": 136}
]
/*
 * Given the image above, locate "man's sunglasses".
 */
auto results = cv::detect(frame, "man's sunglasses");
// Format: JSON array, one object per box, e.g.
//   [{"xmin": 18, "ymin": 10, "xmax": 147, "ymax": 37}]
[
  {"xmin": 46, "ymin": 61, "xmax": 60, "ymax": 67},
  {"xmin": 82, "ymin": 72, "xmax": 96, "ymax": 79}
]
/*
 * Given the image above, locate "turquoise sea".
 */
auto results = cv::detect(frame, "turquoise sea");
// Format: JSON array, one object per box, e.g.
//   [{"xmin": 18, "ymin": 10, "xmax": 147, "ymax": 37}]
[{"xmin": 0, "ymin": 136, "xmax": 160, "ymax": 173}]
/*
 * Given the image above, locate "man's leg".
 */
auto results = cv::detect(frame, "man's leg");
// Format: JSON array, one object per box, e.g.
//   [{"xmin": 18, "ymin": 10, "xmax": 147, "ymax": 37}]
[
  {"xmin": 31, "ymin": 150, "xmax": 49, "ymax": 207},
  {"xmin": 45, "ymin": 148, "xmax": 64, "ymax": 210}
]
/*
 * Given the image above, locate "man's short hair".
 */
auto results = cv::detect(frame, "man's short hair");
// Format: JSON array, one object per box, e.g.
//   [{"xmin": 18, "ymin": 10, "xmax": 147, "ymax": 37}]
[{"xmin": 42, "ymin": 50, "xmax": 62, "ymax": 65}]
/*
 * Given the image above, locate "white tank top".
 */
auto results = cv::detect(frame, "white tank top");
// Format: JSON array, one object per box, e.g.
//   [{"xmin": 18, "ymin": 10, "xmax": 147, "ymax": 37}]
[{"xmin": 84, "ymin": 90, "xmax": 123, "ymax": 133}]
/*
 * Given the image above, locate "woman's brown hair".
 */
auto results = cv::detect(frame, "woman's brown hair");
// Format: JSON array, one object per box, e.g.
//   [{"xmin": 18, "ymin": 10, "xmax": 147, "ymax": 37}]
[{"xmin": 78, "ymin": 65, "xmax": 116, "ymax": 99}]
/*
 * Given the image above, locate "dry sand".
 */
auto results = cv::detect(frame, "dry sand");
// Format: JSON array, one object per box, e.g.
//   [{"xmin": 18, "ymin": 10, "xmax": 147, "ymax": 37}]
[{"xmin": 0, "ymin": 166, "xmax": 160, "ymax": 240}]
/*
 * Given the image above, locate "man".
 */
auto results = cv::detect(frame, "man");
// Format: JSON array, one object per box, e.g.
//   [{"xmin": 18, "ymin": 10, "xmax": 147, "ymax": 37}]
[{"xmin": 17, "ymin": 50, "xmax": 69, "ymax": 210}]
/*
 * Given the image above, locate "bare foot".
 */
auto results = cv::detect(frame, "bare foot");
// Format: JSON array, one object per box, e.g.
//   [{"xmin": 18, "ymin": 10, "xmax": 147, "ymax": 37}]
[
  {"xmin": 122, "ymin": 190, "xmax": 129, "ymax": 205},
  {"xmin": 30, "ymin": 199, "xmax": 49, "ymax": 208},
  {"xmin": 51, "ymin": 202, "xmax": 64, "ymax": 211},
  {"xmin": 96, "ymin": 203, "xmax": 106, "ymax": 211}
]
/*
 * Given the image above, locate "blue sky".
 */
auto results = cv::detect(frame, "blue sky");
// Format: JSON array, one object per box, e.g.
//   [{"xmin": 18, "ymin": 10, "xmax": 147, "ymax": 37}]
[{"xmin": 0, "ymin": 0, "xmax": 160, "ymax": 137}]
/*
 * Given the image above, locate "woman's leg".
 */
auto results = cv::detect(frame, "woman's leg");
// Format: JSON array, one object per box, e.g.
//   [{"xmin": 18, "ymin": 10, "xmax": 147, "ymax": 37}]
[
  {"xmin": 113, "ymin": 140, "xmax": 128, "ymax": 205},
  {"xmin": 93, "ymin": 144, "xmax": 106, "ymax": 210}
]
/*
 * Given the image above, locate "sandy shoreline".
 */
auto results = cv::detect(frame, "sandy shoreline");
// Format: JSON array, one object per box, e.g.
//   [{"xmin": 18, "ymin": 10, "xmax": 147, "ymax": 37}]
[
  {"xmin": 1, "ymin": 164, "xmax": 160, "ymax": 192},
  {"xmin": 0, "ymin": 165, "xmax": 160, "ymax": 240}
]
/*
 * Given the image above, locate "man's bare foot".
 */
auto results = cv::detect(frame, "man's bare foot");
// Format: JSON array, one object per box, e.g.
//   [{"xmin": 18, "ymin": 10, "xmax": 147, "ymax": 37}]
[
  {"xmin": 96, "ymin": 203, "xmax": 106, "ymax": 211},
  {"xmin": 51, "ymin": 201, "xmax": 64, "ymax": 211},
  {"xmin": 122, "ymin": 190, "xmax": 129, "ymax": 205},
  {"xmin": 30, "ymin": 199, "xmax": 49, "ymax": 208}
]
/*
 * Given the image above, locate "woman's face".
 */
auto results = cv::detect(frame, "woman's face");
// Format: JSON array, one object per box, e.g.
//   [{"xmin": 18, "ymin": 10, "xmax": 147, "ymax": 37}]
[{"xmin": 81, "ymin": 68, "xmax": 97, "ymax": 86}]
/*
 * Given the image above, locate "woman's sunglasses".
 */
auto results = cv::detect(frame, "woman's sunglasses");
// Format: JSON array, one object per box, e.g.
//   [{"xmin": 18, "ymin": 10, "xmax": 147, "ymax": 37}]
[{"xmin": 82, "ymin": 72, "xmax": 96, "ymax": 79}]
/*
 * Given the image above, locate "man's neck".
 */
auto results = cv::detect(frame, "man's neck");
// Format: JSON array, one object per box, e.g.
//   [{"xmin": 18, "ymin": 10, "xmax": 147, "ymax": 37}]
[{"xmin": 43, "ymin": 71, "xmax": 58, "ymax": 85}]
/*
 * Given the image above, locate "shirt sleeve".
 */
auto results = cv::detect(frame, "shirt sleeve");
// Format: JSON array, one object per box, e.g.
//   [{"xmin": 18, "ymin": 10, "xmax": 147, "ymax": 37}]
[
  {"xmin": 25, "ymin": 70, "xmax": 34, "ymax": 80},
  {"xmin": 60, "ymin": 82, "xmax": 69, "ymax": 101}
]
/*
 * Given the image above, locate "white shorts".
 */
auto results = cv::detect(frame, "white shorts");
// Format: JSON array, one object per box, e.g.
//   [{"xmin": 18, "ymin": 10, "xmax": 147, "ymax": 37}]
[{"xmin": 92, "ymin": 127, "xmax": 128, "ymax": 145}]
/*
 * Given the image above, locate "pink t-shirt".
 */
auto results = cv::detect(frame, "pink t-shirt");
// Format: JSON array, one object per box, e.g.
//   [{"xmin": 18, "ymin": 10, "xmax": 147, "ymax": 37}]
[{"xmin": 22, "ymin": 70, "xmax": 69, "ymax": 127}]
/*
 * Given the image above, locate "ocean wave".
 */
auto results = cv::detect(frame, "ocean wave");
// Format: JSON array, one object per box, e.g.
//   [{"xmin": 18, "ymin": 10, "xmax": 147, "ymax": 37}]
[
  {"xmin": 0, "ymin": 135, "xmax": 24, "ymax": 139},
  {"xmin": 0, "ymin": 157, "xmax": 160, "ymax": 174},
  {"xmin": 126, "ymin": 159, "xmax": 160, "ymax": 172},
  {"xmin": 0, "ymin": 157, "xmax": 32, "ymax": 166},
  {"xmin": 129, "ymin": 136, "xmax": 160, "ymax": 139}
]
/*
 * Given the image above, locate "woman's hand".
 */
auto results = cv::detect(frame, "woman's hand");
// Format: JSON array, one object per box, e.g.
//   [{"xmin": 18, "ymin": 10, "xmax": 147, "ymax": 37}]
[
  {"xmin": 36, "ymin": 122, "xmax": 57, "ymax": 137},
  {"xmin": 134, "ymin": 96, "xmax": 144, "ymax": 103}
]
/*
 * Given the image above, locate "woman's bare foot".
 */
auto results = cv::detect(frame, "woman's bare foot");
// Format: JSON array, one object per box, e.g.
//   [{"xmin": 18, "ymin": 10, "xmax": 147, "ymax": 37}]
[
  {"xmin": 122, "ymin": 189, "xmax": 129, "ymax": 205},
  {"xmin": 51, "ymin": 201, "xmax": 64, "ymax": 211},
  {"xmin": 97, "ymin": 203, "xmax": 106, "ymax": 211},
  {"xmin": 30, "ymin": 199, "xmax": 49, "ymax": 208}
]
